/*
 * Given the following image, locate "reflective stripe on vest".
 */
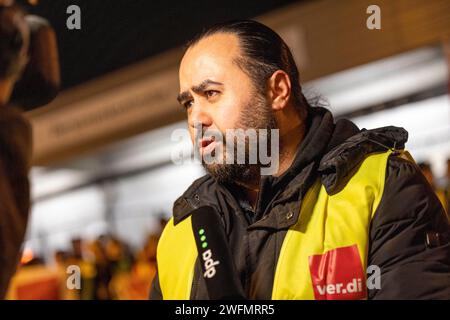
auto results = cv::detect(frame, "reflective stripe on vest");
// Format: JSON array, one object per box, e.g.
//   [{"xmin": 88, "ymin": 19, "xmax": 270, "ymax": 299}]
[{"xmin": 157, "ymin": 150, "xmax": 392, "ymax": 300}]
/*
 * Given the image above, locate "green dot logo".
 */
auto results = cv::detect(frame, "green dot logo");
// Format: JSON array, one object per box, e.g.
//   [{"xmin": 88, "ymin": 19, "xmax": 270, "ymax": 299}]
[{"xmin": 198, "ymin": 228, "xmax": 208, "ymax": 248}]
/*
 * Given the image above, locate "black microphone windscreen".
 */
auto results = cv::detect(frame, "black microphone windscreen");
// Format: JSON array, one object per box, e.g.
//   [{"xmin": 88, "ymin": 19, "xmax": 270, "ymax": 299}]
[{"xmin": 191, "ymin": 206, "xmax": 246, "ymax": 300}]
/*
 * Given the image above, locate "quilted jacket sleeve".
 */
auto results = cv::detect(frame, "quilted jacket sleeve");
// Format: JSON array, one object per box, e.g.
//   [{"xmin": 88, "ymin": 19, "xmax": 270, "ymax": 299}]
[{"xmin": 368, "ymin": 155, "xmax": 450, "ymax": 299}]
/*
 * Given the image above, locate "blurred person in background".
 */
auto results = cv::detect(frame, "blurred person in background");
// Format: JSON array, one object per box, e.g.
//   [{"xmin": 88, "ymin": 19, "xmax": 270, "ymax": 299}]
[
  {"xmin": 0, "ymin": 0, "xmax": 32, "ymax": 298},
  {"xmin": 7, "ymin": 233, "xmax": 163, "ymax": 299},
  {"xmin": 106, "ymin": 236, "xmax": 134, "ymax": 299},
  {"xmin": 89, "ymin": 239, "xmax": 112, "ymax": 300},
  {"xmin": 157, "ymin": 216, "xmax": 168, "ymax": 235},
  {"xmin": 53, "ymin": 250, "xmax": 77, "ymax": 300},
  {"xmin": 66, "ymin": 238, "xmax": 96, "ymax": 300},
  {"xmin": 54, "ymin": 250, "xmax": 68, "ymax": 268},
  {"xmin": 6, "ymin": 251, "xmax": 62, "ymax": 300},
  {"xmin": 123, "ymin": 234, "xmax": 158, "ymax": 299},
  {"xmin": 418, "ymin": 162, "xmax": 447, "ymax": 213},
  {"xmin": 1, "ymin": 0, "xmax": 59, "ymax": 299},
  {"xmin": 106, "ymin": 236, "xmax": 134, "ymax": 275}
]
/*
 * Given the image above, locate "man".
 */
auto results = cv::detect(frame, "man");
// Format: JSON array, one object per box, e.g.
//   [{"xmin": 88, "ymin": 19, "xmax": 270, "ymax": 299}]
[
  {"xmin": 151, "ymin": 20, "xmax": 450, "ymax": 300},
  {"xmin": 0, "ymin": 1, "xmax": 33, "ymax": 298}
]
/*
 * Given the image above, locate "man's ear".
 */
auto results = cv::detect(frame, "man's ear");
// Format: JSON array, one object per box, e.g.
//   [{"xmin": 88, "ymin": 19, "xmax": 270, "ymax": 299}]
[{"xmin": 267, "ymin": 70, "xmax": 291, "ymax": 111}]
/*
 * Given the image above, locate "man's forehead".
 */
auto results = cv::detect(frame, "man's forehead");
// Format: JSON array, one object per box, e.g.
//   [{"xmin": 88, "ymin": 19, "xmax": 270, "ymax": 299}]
[
  {"xmin": 179, "ymin": 33, "xmax": 241, "ymax": 88},
  {"xmin": 185, "ymin": 33, "xmax": 240, "ymax": 62}
]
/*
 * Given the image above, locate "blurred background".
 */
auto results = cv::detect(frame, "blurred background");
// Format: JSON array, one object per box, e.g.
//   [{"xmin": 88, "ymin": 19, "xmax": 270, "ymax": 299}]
[{"xmin": 6, "ymin": 0, "xmax": 450, "ymax": 299}]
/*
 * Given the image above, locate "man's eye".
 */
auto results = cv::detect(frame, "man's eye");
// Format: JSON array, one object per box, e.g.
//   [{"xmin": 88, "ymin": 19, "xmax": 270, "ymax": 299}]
[
  {"xmin": 183, "ymin": 100, "xmax": 193, "ymax": 109},
  {"xmin": 205, "ymin": 90, "xmax": 219, "ymax": 98}
]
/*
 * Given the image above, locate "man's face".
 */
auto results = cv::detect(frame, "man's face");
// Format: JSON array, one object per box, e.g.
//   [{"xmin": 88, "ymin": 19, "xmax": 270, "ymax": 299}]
[{"xmin": 178, "ymin": 33, "xmax": 276, "ymax": 183}]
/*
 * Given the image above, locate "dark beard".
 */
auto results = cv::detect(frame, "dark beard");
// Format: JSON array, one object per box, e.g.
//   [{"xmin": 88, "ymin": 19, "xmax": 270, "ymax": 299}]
[{"xmin": 203, "ymin": 93, "xmax": 277, "ymax": 185}]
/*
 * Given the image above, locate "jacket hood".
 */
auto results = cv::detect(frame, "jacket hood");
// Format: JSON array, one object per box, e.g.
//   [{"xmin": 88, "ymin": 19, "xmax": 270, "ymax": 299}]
[{"xmin": 319, "ymin": 125, "xmax": 408, "ymax": 194}]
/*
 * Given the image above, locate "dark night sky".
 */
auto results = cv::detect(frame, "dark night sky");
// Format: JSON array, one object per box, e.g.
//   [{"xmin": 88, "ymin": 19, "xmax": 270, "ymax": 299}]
[{"xmin": 17, "ymin": 0, "xmax": 300, "ymax": 90}]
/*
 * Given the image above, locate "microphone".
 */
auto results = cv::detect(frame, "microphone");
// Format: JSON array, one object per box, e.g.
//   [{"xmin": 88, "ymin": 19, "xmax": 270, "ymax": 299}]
[
  {"xmin": 10, "ymin": 14, "xmax": 60, "ymax": 110},
  {"xmin": 190, "ymin": 206, "xmax": 246, "ymax": 300}
]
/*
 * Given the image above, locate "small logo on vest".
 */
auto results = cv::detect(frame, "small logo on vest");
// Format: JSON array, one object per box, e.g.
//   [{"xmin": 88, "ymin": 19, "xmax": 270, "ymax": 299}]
[
  {"xmin": 309, "ymin": 245, "xmax": 367, "ymax": 300},
  {"xmin": 198, "ymin": 228, "xmax": 220, "ymax": 278}
]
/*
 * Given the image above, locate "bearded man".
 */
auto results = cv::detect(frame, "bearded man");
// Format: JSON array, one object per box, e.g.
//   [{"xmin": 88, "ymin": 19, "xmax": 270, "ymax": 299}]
[{"xmin": 150, "ymin": 20, "xmax": 450, "ymax": 300}]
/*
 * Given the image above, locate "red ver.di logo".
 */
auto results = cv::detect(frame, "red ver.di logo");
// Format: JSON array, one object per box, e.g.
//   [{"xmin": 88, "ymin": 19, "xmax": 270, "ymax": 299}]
[{"xmin": 309, "ymin": 244, "xmax": 367, "ymax": 300}]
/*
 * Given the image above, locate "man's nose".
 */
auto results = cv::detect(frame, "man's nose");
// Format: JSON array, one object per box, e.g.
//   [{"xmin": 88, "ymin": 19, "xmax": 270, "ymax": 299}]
[{"xmin": 188, "ymin": 103, "xmax": 213, "ymax": 129}]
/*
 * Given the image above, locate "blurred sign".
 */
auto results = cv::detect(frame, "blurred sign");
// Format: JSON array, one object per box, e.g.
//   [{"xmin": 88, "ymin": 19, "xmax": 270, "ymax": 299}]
[{"xmin": 28, "ymin": 60, "xmax": 184, "ymax": 165}]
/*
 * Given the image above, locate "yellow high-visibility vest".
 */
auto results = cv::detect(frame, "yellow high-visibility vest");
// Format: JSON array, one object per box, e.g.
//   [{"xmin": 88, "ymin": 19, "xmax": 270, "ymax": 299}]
[{"xmin": 157, "ymin": 150, "xmax": 393, "ymax": 300}]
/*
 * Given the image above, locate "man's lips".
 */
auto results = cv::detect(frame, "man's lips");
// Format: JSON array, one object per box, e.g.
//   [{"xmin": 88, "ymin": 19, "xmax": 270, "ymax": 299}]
[
  {"xmin": 198, "ymin": 137, "xmax": 218, "ymax": 155},
  {"xmin": 199, "ymin": 137, "xmax": 214, "ymax": 148}
]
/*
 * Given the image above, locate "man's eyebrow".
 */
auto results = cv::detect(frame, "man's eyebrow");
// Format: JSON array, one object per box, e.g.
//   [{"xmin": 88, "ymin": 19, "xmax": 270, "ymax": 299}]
[
  {"xmin": 177, "ymin": 79, "xmax": 223, "ymax": 104},
  {"xmin": 176, "ymin": 91, "xmax": 192, "ymax": 104}
]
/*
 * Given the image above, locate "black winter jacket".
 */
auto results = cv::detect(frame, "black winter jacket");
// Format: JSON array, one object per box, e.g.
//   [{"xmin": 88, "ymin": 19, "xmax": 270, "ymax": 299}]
[{"xmin": 151, "ymin": 107, "xmax": 450, "ymax": 300}]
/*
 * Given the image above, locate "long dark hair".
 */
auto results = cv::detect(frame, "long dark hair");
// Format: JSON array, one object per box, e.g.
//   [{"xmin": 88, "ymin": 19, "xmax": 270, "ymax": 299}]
[{"xmin": 187, "ymin": 20, "xmax": 309, "ymax": 118}]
